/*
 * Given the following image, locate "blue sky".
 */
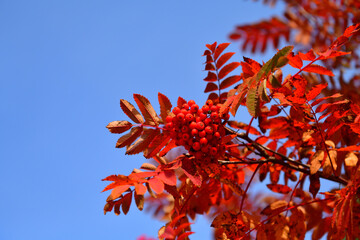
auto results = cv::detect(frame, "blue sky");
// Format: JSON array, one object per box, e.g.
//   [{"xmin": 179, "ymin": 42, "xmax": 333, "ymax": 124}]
[{"xmin": 0, "ymin": 1, "xmax": 286, "ymax": 239}]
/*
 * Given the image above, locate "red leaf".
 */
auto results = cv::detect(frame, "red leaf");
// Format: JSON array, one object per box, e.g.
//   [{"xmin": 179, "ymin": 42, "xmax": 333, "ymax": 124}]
[
  {"xmin": 266, "ymin": 184, "xmax": 292, "ymax": 194},
  {"xmin": 158, "ymin": 93, "xmax": 172, "ymax": 122},
  {"xmin": 216, "ymin": 52, "xmax": 235, "ymax": 69},
  {"xmin": 144, "ymin": 133, "xmax": 171, "ymax": 158},
  {"xmin": 116, "ymin": 127, "xmax": 143, "ymax": 148},
  {"xmin": 343, "ymin": 23, "xmax": 360, "ymax": 38},
  {"xmin": 203, "ymin": 71, "xmax": 217, "ymax": 82},
  {"xmin": 214, "ymin": 43, "xmax": 231, "ymax": 60},
  {"xmin": 218, "ymin": 62, "xmax": 240, "ymax": 80},
  {"xmin": 106, "ymin": 121, "xmax": 132, "ymax": 134},
  {"xmin": 299, "ymin": 49, "xmax": 316, "ymax": 61},
  {"xmin": 288, "ymin": 53, "xmax": 303, "ymax": 69},
  {"xmin": 120, "ymin": 99, "xmax": 144, "ymax": 124},
  {"xmin": 337, "ymin": 145, "xmax": 360, "ymax": 152},
  {"xmin": 159, "ymin": 139, "xmax": 177, "ymax": 156},
  {"xmin": 133, "ymin": 94, "xmax": 160, "ymax": 125},
  {"xmin": 315, "ymin": 99, "xmax": 349, "ymax": 113},
  {"xmin": 177, "ymin": 97, "xmax": 187, "ymax": 107},
  {"xmin": 302, "ymin": 64, "xmax": 334, "ymax": 76},
  {"xmin": 148, "ymin": 177, "xmax": 164, "ymax": 194},
  {"xmin": 306, "ymin": 83, "xmax": 328, "ymax": 101},
  {"xmin": 206, "ymin": 42, "xmax": 217, "ymax": 52},
  {"xmin": 204, "ymin": 82, "xmax": 218, "ymax": 93},
  {"xmin": 311, "ymin": 93, "xmax": 342, "ymax": 107},
  {"xmin": 219, "ymin": 75, "xmax": 242, "ymax": 90}
]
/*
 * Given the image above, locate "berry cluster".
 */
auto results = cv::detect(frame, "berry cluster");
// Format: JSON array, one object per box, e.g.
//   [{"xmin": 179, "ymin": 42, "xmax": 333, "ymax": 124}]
[{"xmin": 165, "ymin": 100, "xmax": 230, "ymax": 161}]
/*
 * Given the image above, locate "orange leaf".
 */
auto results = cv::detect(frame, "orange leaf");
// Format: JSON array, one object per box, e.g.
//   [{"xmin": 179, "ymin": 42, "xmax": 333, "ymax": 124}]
[
  {"xmin": 116, "ymin": 126, "xmax": 143, "ymax": 148},
  {"xmin": 266, "ymin": 184, "xmax": 292, "ymax": 194},
  {"xmin": 107, "ymin": 185, "xmax": 131, "ymax": 201},
  {"xmin": 106, "ymin": 121, "xmax": 132, "ymax": 134},
  {"xmin": 158, "ymin": 92, "xmax": 172, "ymax": 122},
  {"xmin": 148, "ymin": 177, "xmax": 164, "ymax": 194},
  {"xmin": 133, "ymin": 94, "xmax": 160, "ymax": 125},
  {"xmin": 120, "ymin": 99, "xmax": 144, "ymax": 124},
  {"xmin": 303, "ymin": 64, "xmax": 334, "ymax": 76},
  {"xmin": 218, "ymin": 62, "xmax": 240, "ymax": 80}
]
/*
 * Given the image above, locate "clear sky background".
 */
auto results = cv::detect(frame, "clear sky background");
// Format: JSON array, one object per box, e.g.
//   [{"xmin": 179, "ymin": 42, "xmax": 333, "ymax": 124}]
[{"xmin": 0, "ymin": 1, "xmax": 289, "ymax": 239}]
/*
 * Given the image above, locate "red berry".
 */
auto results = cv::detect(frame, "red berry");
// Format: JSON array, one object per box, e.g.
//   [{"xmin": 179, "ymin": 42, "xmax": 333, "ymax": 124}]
[
  {"xmin": 190, "ymin": 104, "xmax": 199, "ymax": 113},
  {"xmin": 202, "ymin": 105, "xmax": 210, "ymax": 114},
  {"xmin": 187, "ymin": 139, "xmax": 194, "ymax": 146},
  {"xmin": 185, "ymin": 113, "xmax": 194, "ymax": 122},
  {"xmin": 199, "ymin": 113, "xmax": 207, "ymax": 121},
  {"xmin": 192, "ymin": 142, "xmax": 201, "ymax": 151},
  {"xmin": 188, "ymin": 100, "xmax": 195, "ymax": 106},
  {"xmin": 204, "ymin": 118, "xmax": 212, "ymax": 125},
  {"xmin": 177, "ymin": 113, "xmax": 185, "ymax": 121},
  {"xmin": 195, "ymin": 151, "xmax": 203, "ymax": 159},
  {"xmin": 173, "ymin": 107, "xmax": 181, "ymax": 114},
  {"xmin": 223, "ymin": 113, "xmax": 230, "ymax": 121},
  {"xmin": 210, "ymin": 147, "xmax": 217, "ymax": 155},
  {"xmin": 166, "ymin": 115, "xmax": 173, "ymax": 123},
  {"xmin": 211, "ymin": 112, "xmax": 218, "ymax": 120},
  {"xmin": 206, "ymin": 100, "xmax": 213, "ymax": 107},
  {"xmin": 210, "ymin": 105, "xmax": 218, "ymax": 112},
  {"xmin": 189, "ymin": 121, "xmax": 197, "ymax": 129},
  {"xmin": 166, "ymin": 122, "xmax": 173, "ymax": 129},
  {"xmin": 206, "ymin": 134, "xmax": 213, "ymax": 141},
  {"xmin": 200, "ymin": 137, "xmax": 208, "ymax": 145},
  {"xmin": 191, "ymin": 128, "xmax": 198, "ymax": 136},
  {"xmin": 181, "ymin": 109, "xmax": 188, "ymax": 114},
  {"xmin": 182, "ymin": 133, "xmax": 190, "ymax": 141},
  {"xmin": 205, "ymin": 126, "xmax": 213, "ymax": 134},
  {"xmin": 182, "ymin": 103, "xmax": 189, "ymax": 110},
  {"xmin": 196, "ymin": 122, "xmax": 205, "ymax": 130},
  {"xmin": 214, "ymin": 132, "xmax": 221, "ymax": 138},
  {"xmin": 201, "ymin": 145, "xmax": 209, "ymax": 153},
  {"xmin": 181, "ymin": 125, "xmax": 189, "ymax": 133},
  {"xmin": 199, "ymin": 130, "xmax": 206, "ymax": 138}
]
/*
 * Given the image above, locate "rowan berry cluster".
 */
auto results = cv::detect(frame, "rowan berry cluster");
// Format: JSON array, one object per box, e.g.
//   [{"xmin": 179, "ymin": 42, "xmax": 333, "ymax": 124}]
[{"xmin": 165, "ymin": 100, "xmax": 230, "ymax": 161}]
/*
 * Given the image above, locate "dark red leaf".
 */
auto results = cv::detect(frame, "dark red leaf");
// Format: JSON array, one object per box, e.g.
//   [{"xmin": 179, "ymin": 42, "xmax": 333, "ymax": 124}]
[
  {"xmin": 204, "ymin": 82, "xmax": 218, "ymax": 93},
  {"xmin": 214, "ymin": 43, "xmax": 231, "ymax": 60},
  {"xmin": 133, "ymin": 94, "xmax": 160, "ymax": 125},
  {"xmin": 219, "ymin": 75, "xmax": 242, "ymax": 90},
  {"xmin": 218, "ymin": 62, "xmax": 240, "ymax": 80},
  {"xmin": 216, "ymin": 52, "xmax": 235, "ymax": 69},
  {"xmin": 203, "ymin": 71, "xmax": 218, "ymax": 82},
  {"xmin": 116, "ymin": 127, "xmax": 143, "ymax": 148},
  {"xmin": 267, "ymin": 184, "xmax": 292, "ymax": 194}
]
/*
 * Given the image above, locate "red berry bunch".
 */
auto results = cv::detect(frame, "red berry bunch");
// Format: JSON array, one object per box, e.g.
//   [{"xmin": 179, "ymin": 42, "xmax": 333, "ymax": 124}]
[{"xmin": 165, "ymin": 99, "xmax": 230, "ymax": 161}]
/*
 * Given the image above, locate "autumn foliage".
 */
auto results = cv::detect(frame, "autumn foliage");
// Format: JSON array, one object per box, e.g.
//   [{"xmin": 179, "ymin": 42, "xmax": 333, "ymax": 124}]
[{"xmin": 103, "ymin": 1, "xmax": 360, "ymax": 239}]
